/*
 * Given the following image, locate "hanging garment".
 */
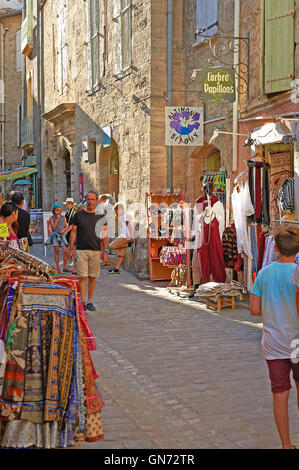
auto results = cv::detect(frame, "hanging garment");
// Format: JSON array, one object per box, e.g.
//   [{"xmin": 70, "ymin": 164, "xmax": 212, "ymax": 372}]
[
  {"xmin": 262, "ymin": 163, "xmax": 270, "ymax": 225},
  {"xmin": 200, "ymin": 217, "xmax": 226, "ymax": 283},
  {"xmin": 277, "ymin": 177, "xmax": 295, "ymax": 213},
  {"xmin": 256, "ymin": 225, "xmax": 268, "ymax": 272},
  {"xmin": 231, "ymin": 182, "xmax": 255, "ymax": 258},
  {"xmin": 249, "ymin": 225, "xmax": 258, "ymax": 273},
  {"xmin": 254, "ymin": 164, "xmax": 262, "ymax": 224},
  {"xmin": 222, "ymin": 224, "xmax": 238, "ymax": 269},
  {"xmin": 269, "ymin": 152, "xmax": 292, "ymax": 223},
  {"xmin": 247, "ymin": 161, "xmax": 255, "ymax": 223}
]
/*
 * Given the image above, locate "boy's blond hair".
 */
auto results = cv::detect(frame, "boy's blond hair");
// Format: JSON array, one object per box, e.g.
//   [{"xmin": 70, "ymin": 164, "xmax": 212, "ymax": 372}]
[{"xmin": 274, "ymin": 224, "xmax": 299, "ymax": 257}]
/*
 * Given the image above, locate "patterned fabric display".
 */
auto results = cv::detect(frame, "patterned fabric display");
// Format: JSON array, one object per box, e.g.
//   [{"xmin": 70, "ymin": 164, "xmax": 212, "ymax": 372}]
[{"xmin": 0, "ymin": 280, "xmax": 104, "ymax": 448}]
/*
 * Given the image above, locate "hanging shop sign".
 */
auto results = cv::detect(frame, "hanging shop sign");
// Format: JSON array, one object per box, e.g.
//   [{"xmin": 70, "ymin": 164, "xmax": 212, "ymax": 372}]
[
  {"xmin": 24, "ymin": 155, "xmax": 37, "ymax": 167},
  {"xmin": 201, "ymin": 68, "xmax": 236, "ymax": 104},
  {"xmin": 165, "ymin": 107, "xmax": 204, "ymax": 146}
]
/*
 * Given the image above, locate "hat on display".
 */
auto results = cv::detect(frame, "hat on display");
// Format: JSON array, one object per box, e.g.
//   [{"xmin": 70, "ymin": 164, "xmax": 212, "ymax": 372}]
[{"xmin": 63, "ymin": 197, "xmax": 77, "ymax": 205}]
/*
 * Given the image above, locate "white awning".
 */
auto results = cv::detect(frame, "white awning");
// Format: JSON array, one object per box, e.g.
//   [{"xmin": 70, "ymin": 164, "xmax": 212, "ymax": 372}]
[{"xmin": 249, "ymin": 122, "xmax": 286, "ymax": 151}]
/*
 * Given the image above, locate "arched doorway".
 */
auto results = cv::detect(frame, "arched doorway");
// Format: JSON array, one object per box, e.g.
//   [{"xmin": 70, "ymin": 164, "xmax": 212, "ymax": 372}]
[
  {"xmin": 45, "ymin": 158, "xmax": 54, "ymax": 209},
  {"xmin": 205, "ymin": 150, "xmax": 221, "ymax": 172},
  {"xmin": 99, "ymin": 139, "xmax": 119, "ymax": 201},
  {"xmin": 186, "ymin": 144, "xmax": 221, "ymax": 202}
]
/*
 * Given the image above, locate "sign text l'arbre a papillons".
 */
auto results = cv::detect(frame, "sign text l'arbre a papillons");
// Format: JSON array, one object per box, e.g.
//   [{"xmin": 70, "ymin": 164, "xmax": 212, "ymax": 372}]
[{"xmin": 201, "ymin": 68, "xmax": 236, "ymax": 104}]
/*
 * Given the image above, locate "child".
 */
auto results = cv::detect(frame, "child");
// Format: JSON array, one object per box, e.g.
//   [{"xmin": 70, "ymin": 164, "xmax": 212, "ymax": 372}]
[
  {"xmin": 250, "ymin": 224, "xmax": 299, "ymax": 449},
  {"xmin": 45, "ymin": 203, "xmax": 69, "ymax": 272}
]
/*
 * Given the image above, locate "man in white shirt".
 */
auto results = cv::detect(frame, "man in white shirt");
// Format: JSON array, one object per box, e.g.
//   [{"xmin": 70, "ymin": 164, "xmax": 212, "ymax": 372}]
[{"xmin": 108, "ymin": 203, "xmax": 134, "ymax": 275}]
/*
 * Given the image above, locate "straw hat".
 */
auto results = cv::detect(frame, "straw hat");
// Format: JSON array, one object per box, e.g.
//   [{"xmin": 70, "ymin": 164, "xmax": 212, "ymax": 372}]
[{"xmin": 63, "ymin": 197, "xmax": 77, "ymax": 205}]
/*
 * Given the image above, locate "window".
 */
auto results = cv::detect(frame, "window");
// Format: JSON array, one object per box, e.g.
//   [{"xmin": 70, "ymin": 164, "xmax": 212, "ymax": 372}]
[
  {"xmin": 88, "ymin": 139, "xmax": 97, "ymax": 164},
  {"xmin": 86, "ymin": 0, "xmax": 101, "ymax": 92},
  {"xmin": 57, "ymin": 1, "xmax": 68, "ymax": 95},
  {"xmin": 113, "ymin": 0, "xmax": 132, "ymax": 76},
  {"xmin": 262, "ymin": 0, "xmax": 295, "ymax": 94},
  {"xmin": 196, "ymin": 0, "xmax": 218, "ymax": 41}
]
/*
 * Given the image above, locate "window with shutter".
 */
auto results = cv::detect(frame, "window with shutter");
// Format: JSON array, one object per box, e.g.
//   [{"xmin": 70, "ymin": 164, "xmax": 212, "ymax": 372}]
[
  {"xmin": 264, "ymin": 0, "xmax": 295, "ymax": 94},
  {"xmin": 57, "ymin": 1, "xmax": 68, "ymax": 95},
  {"xmin": 86, "ymin": 0, "xmax": 101, "ymax": 93},
  {"xmin": 113, "ymin": 0, "xmax": 132, "ymax": 77},
  {"xmin": 196, "ymin": 0, "xmax": 218, "ymax": 41}
]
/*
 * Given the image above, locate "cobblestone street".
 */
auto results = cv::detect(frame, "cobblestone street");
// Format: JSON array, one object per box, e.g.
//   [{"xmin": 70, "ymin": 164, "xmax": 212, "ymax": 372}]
[{"xmin": 34, "ymin": 244, "xmax": 299, "ymax": 450}]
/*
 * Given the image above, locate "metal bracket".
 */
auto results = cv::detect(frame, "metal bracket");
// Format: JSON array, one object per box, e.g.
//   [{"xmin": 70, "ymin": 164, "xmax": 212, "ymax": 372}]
[{"xmin": 195, "ymin": 32, "xmax": 250, "ymax": 99}]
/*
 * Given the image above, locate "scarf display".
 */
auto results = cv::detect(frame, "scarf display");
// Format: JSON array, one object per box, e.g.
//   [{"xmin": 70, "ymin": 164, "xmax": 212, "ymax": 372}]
[{"xmin": 0, "ymin": 247, "xmax": 104, "ymax": 449}]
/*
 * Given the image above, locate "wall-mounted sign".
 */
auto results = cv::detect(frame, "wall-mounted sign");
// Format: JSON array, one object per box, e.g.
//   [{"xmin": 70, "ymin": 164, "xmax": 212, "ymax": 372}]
[
  {"xmin": 102, "ymin": 126, "xmax": 112, "ymax": 147},
  {"xmin": 201, "ymin": 68, "xmax": 236, "ymax": 103},
  {"xmin": 165, "ymin": 107, "xmax": 203, "ymax": 146}
]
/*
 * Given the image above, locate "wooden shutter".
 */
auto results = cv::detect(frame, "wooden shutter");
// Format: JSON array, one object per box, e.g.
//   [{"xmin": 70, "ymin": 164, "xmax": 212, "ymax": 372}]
[
  {"xmin": 85, "ymin": 0, "xmax": 92, "ymax": 92},
  {"xmin": 91, "ymin": 0, "xmax": 100, "ymax": 87},
  {"xmin": 113, "ymin": 0, "xmax": 122, "ymax": 75},
  {"xmin": 196, "ymin": 0, "xmax": 218, "ymax": 36},
  {"xmin": 264, "ymin": 0, "xmax": 295, "ymax": 94}
]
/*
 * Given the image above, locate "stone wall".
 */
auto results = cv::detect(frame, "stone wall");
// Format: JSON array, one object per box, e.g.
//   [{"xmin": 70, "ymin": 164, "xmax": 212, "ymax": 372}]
[{"xmin": 0, "ymin": 11, "xmax": 22, "ymax": 192}]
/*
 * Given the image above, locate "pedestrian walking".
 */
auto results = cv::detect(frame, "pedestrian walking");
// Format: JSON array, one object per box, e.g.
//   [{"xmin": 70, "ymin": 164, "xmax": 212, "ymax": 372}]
[
  {"xmin": 63, "ymin": 197, "xmax": 77, "ymax": 243},
  {"xmin": 11, "ymin": 191, "xmax": 31, "ymax": 252},
  {"xmin": 98, "ymin": 194, "xmax": 113, "ymax": 267},
  {"xmin": 250, "ymin": 224, "xmax": 299, "ymax": 449},
  {"xmin": 68, "ymin": 190, "xmax": 104, "ymax": 311},
  {"xmin": 45, "ymin": 203, "xmax": 69, "ymax": 273},
  {"xmin": 108, "ymin": 203, "xmax": 134, "ymax": 275},
  {"xmin": 63, "ymin": 197, "xmax": 78, "ymax": 273}
]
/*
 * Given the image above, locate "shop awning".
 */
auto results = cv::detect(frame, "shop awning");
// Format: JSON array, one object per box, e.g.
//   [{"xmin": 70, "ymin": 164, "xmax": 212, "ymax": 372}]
[
  {"xmin": 248, "ymin": 122, "xmax": 286, "ymax": 150},
  {"xmin": 0, "ymin": 167, "xmax": 38, "ymax": 181}
]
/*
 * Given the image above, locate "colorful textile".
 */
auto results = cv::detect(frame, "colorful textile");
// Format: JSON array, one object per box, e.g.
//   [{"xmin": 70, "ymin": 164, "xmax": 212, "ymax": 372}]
[
  {"xmin": 222, "ymin": 224, "xmax": 238, "ymax": 269},
  {"xmin": 269, "ymin": 152, "xmax": 292, "ymax": 223}
]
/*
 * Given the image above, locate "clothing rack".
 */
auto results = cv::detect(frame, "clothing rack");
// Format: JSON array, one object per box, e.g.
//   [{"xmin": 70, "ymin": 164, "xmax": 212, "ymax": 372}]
[
  {"xmin": 0, "ymin": 242, "xmax": 54, "ymax": 280},
  {"xmin": 273, "ymin": 219, "xmax": 299, "ymax": 225}
]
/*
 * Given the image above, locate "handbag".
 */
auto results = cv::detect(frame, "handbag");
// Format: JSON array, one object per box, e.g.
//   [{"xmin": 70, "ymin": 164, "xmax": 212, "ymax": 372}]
[{"xmin": 27, "ymin": 232, "xmax": 33, "ymax": 246}]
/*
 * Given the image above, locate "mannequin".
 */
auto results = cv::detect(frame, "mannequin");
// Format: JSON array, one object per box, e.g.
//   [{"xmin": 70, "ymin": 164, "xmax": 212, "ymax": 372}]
[{"xmin": 191, "ymin": 182, "xmax": 226, "ymax": 290}]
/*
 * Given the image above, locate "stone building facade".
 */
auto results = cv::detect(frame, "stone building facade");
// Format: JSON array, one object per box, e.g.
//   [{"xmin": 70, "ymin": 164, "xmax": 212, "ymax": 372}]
[
  {"xmin": 0, "ymin": 2, "xmax": 22, "ymax": 195},
  {"xmin": 21, "ymin": 0, "xmax": 261, "ymax": 273}
]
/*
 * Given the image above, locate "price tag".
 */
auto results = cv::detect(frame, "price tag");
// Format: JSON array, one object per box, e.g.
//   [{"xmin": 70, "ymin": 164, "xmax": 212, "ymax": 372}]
[{"xmin": 0, "ymin": 223, "xmax": 9, "ymax": 238}]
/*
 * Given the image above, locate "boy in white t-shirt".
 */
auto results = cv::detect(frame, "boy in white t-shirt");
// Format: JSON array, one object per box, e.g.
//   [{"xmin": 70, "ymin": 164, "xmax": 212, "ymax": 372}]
[
  {"xmin": 108, "ymin": 203, "xmax": 134, "ymax": 275},
  {"xmin": 250, "ymin": 225, "xmax": 299, "ymax": 449}
]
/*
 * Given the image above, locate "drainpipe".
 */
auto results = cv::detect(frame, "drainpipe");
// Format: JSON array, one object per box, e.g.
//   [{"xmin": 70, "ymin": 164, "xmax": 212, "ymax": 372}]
[
  {"xmin": 36, "ymin": 0, "xmax": 42, "ymax": 208},
  {"xmin": 232, "ymin": 0, "xmax": 240, "ymax": 172},
  {"xmin": 166, "ymin": 0, "xmax": 173, "ymax": 192},
  {"xmin": 21, "ymin": 2, "xmax": 25, "ymax": 166},
  {"xmin": 0, "ymin": 23, "xmax": 4, "ymax": 173}
]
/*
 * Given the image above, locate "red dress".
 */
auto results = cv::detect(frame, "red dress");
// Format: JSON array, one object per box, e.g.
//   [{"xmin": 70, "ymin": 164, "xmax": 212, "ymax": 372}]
[{"xmin": 196, "ymin": 195, "xmax": 226, "ymax": 284}]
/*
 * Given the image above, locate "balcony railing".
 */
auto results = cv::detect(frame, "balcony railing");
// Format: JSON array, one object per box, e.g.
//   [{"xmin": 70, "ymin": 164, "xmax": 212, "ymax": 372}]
[
  {"xmin": 21, "ymin": 115, "xmax": 34, "ymax": 150},
  {"xmin": 21, "ymin": 15, "xmax": 33, "ymax": 57}
]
